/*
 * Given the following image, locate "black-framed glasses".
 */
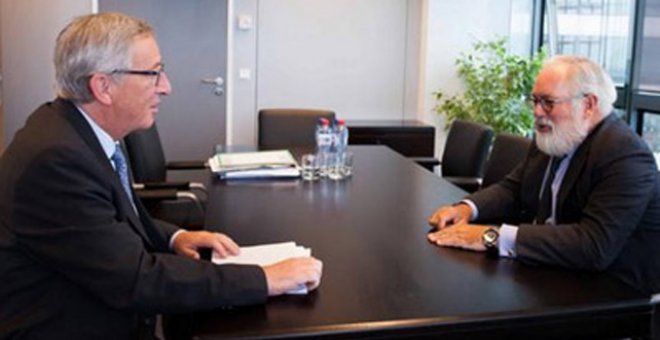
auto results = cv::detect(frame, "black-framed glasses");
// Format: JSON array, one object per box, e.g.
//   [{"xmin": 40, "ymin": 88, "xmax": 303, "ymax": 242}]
[
  {"xmin": 526, "ymin": 94, "xmax": 586, "ymax": 113},
  {"xmin": 111, "ymin": 65, "xmax": 165, "ymax": 86}
]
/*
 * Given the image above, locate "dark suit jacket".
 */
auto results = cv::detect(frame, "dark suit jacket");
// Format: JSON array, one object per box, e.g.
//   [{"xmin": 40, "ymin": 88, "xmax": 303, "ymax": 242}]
[
  {"xmin": 0, "ymin": 98, "xmax": 268, "ymax": 339},
  {"xmin": 468, "ymin": 114, "xmax": 660, "ymax": 294}
]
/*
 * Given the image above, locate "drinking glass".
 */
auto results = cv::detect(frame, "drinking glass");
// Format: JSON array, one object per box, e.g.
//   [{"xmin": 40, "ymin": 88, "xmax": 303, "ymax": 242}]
[
  {"xmin": 300, "ymin": 154, "xmax": 318, "ymax": 181},
  {"xmin": 328, "ymin": 153, "xmax": 344, "ymax": 180},
  {"xmin": 342, "ymin": 152, "xmax": 354, "ymax": 177}
]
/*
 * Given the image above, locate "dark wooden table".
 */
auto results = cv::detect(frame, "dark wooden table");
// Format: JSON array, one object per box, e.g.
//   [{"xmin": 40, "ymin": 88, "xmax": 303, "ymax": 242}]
[{"xmin": 170, "ymin": 146, "xmax": 655, "ymax": 339}]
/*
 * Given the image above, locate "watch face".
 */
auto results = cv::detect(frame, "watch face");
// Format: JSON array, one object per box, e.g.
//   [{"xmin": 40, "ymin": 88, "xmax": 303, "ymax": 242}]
[
  {"xmin": 482, "ymin": 228, "xmax": 499, "ymax": 247},
  {"xmin": 484, "ymin": 229, "xmax": 498, "ymax": 243}
]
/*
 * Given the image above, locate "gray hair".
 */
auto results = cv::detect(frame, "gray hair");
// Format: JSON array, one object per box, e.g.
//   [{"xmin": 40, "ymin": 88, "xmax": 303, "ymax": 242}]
[
  {"xmin": 544, "ymin": 55, "xmax": 617, "ymax": 115},
  {"xmin": 54, "ymin": 12, "xmax": 153, "ymax": 103}
]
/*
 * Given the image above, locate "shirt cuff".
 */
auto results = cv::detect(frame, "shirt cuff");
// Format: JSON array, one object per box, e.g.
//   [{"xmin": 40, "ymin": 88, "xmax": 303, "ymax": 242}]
[
  {"xmin": 460, "ymin": 199, "xmax": 478, "ymax": 221},
  {"xmin": 169, "ymin": 229, "xmax": 186, "ymax": 251},
  {"xmin": 498, "ymin": 224, "xmax": 518, "ymax": 258}
]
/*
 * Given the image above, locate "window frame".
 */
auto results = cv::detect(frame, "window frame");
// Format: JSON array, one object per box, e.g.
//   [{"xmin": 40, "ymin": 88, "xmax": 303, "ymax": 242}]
[{"xmin": 532, "ymin": 0, "xmax": 660, "ymax": 138}]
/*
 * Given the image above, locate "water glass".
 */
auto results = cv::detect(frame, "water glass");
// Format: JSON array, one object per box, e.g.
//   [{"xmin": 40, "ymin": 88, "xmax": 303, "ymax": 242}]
[
  {"xmin": 328, "ymin": 153, "xmax": 343, "ymax": 180},
  {"xmin": 300, "ymin": 154, "xmax": 318, "ymax": 181},
  {"xmin": 328, "ymin": 152, "xmax": 353, "ymax": 180},
  {"xmin": 316, "ymin": 152, "xmax": 329, "ymax": 178},
  {"xmin": 342, "ymin": 152, "xmax": 354, "ymax": 177}
]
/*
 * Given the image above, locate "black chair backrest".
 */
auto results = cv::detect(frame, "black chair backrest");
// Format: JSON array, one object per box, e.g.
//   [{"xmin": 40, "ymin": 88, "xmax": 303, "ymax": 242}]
[
  {"xmin": 481, "ymin": 133, "xmax": 532, "ymax": 188},
  {"xmin": 258, "ymin": 108, "xmax": 336, "ymax": 149},
  {"xmin": 124, "ymin": 124, "xmax": 167, "ymax": 183},
  {"xmin": 441, "ymin": 120, "xmax": 494, "ymax": 177}
]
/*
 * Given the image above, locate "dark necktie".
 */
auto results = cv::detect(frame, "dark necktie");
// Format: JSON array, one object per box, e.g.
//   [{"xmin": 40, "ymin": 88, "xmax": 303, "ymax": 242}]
[
  {"xmin": 536, "ymin": 156, "xmax": 562, "ymax": 224},
  {"xmin": 111, "ymin": 144, "xmax": 134, "ymax": 204}
]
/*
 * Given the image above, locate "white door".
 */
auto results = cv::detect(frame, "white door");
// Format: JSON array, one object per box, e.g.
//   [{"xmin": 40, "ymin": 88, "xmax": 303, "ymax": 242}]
[{"xmin": 100, "ymin": 0, "xmax": 228, "ymax": 160}]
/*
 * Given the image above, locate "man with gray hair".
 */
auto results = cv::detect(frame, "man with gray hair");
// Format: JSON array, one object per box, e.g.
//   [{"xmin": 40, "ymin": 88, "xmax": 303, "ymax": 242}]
[
  {"xmin": 427, "ymin": 55, "xmax": 660, "ymax": 294},
  {"xmin": 0, "ymin": 12, "xmax": 321, "ymax": 339}
]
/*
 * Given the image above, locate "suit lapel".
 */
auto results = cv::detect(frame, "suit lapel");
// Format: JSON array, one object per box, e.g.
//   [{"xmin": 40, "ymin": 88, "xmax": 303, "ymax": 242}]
[
  {"xmin": 556, "ymin": 146, "xmax": 587, "ymax": 222},
  {"xmin": 521, "ymin": 146, "xmax": 551, "ymax": 221},
  {"xmin": 556, "ymin": 115, "xmax": 616, "ymax": 221},
  {"xmin": 55, "ymin": 98, "xmax": 156, "ymax": 248}
]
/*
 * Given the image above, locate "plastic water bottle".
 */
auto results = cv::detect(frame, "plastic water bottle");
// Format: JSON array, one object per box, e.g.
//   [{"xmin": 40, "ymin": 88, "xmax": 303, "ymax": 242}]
[
  {"xmin": 328, "ymin": 119, "xmax": 349, "ymax": 180},
  {"xmin": 315, "ymin": 118, "xmax": 332, "ymax": 177},
  {"xmin": 336, "ymin": 119, "xmax": 349, "ymax": 156},
  {"xmin": 326, "ymin": 119, "xmax": 338, "ymax": 173}
]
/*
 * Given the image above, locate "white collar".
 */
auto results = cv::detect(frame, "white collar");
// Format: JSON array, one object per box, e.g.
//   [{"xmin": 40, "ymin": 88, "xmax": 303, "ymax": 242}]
[{"xmin": 75, "ymin": 104, "xmax": 117, "ymax": 160}]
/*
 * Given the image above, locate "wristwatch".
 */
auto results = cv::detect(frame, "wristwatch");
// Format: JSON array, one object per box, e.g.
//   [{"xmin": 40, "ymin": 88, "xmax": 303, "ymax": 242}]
[{"xmin": 482, "ymin": 227, "xmax": 499, "ymax": 258}]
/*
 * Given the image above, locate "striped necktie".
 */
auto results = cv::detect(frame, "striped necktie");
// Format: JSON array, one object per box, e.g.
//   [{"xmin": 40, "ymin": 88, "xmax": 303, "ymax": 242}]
[{"xmin": 111, "ymin": 143, "xmax": 134, "ymax": 204}]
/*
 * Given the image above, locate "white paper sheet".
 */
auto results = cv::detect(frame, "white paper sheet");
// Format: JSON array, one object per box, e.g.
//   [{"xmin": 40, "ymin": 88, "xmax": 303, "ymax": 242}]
[{"xmin": 212, "ymin": 241, "xmax": 312, "ymax": 294}]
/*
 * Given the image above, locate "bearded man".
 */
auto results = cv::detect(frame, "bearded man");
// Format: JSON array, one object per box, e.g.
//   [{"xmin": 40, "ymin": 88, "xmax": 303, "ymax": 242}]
[{"xmin": 427, "ymin": 55, "xmax": 660, "ymax": 294}]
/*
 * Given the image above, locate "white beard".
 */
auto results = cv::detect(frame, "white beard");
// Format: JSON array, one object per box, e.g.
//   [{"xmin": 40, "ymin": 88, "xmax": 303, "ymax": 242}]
[{"xmin": 535, "ymin": 107, "xmax": 590, "ymax": 157}]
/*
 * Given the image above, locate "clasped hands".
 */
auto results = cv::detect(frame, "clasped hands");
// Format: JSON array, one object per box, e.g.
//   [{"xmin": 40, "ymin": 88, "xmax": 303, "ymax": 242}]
[
  {"xmin": 172, "ymin": 230, "xmax": 322, "ymax": 296},
  {"xmin": 427, "ymin": 203, "xmax": 489, "ymax": 252}
]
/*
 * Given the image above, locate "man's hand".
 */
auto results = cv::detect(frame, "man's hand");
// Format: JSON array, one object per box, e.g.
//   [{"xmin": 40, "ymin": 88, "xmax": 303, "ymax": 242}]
[
  {"xmin": 428, "ymin": 203, "xmax": 472, "ymax": 229},
  {"xmin": 172, "ymin": 231, "xmax": 240, "ymax": 260},
  {"xmin": 263, "ymin": 257, "xmax": 323, "ymax": 296},
  {"xmin": 427, "ymin": 223, "xmax": 488, "ymax": 252}
]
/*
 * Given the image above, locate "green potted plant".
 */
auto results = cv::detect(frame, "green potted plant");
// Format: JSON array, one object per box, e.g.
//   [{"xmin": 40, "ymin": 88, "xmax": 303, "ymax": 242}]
[{"xmin": 434, "ymin": 38, "xmax": 546, "ymax": 136}]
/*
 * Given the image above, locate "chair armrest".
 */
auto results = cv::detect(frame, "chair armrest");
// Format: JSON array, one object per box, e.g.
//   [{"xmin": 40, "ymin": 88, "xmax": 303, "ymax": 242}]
[
  {"xmin": 135, "ymin": 181, "xmax": 192, "ymax": 191},
  {"xmin": 134, "ymin": 188, "xmax": 203, "ymax": 209},
  {"xmin": 134, "ymin": 188, "xmax": 205, "ymax": 230},
  {"xmin": 135, "ymin": 188, "xmax": 180, "ymax": 200},
  {"xmin": 443, "ymin": 176, "xmax": 482, "ymax": 193},
  {"xmin": 409, "ymin": 157, "xmax": 440, "ymax": 171},
  {"xmin": 166, "ymin": 160, "xmax": 208, "ymax": 170},
  {"xmin": 134, "ymin": 181, "xmax": 207, "ymax": 195},
  {"xmin": 134, "ymin": 182, "xmax": 208, "ymax": 199}
]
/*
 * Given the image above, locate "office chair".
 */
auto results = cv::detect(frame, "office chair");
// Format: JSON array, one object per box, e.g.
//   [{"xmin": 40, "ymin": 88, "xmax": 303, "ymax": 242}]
[
  {"xmin": 440, "ymin": 119, "xmax": 494, "ymax": 192},
  {"xmin": 258, "ymin": 108, "xmax": 336, "ymax": 149},
  {"xmin": 481, "ymin": 133, "xmax": 531, "ymax": 189},
  {"xmin": 123, "ymin": 124, "xmax": 208, "ymax": 229}
]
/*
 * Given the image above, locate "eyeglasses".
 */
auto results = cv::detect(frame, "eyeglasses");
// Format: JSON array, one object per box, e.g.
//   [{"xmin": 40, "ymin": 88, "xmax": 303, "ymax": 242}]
[
  {"xmin": 111, "ymin": 65, "xmax": 165, "ymax": 86},
  {"xmin": 526, "ymin": 94, "xmax": 586, "ymax": 113}
]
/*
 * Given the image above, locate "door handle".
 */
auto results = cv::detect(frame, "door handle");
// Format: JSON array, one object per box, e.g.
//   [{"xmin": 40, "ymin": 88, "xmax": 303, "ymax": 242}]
[
  {"xmin": 201, "ymin": 76, "xmax": 224, "ymax": 87},
  {"xmin": 201, "ymin": 76, "xmax": 224, "ymax": 96}
]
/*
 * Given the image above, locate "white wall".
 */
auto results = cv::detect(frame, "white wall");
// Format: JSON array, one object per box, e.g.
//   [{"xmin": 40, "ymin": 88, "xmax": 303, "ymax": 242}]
[
  {"xmin": 403, "ymin": 0, "xmax": 426, "ymax": 121},
  {"xmin": 256, "ymin": 0, "xmax": 408, "ymax": 119},
  {"xmin": 229, "ymin": 0, "xmax": 259, "ymax": 145},
  {"xmin": 230, "ymin": 0, "xmax": 425, "ymax": 145},
  {"xmin": 1, "ymin": 0, "xmax": 93, "ymax": 147},
  {"xmin": 422, "ymin": 0, "xmax": 514, "ymax": 157}
]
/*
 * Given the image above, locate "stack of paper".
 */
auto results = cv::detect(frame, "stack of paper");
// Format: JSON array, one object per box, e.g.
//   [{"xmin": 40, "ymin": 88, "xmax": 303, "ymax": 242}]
[
  {"xmin": 208, "ymin": 150, "xmax": 301, "ymax": 179},
  {"xmin": 212, "ymin": 241, "xmax": 312, "ymax": 294}
]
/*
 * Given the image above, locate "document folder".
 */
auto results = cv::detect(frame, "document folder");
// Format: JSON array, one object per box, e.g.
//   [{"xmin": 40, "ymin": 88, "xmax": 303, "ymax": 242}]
[{"xmin": 208, "ymin": 150, "xmax": 301, "ymax": 179}]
